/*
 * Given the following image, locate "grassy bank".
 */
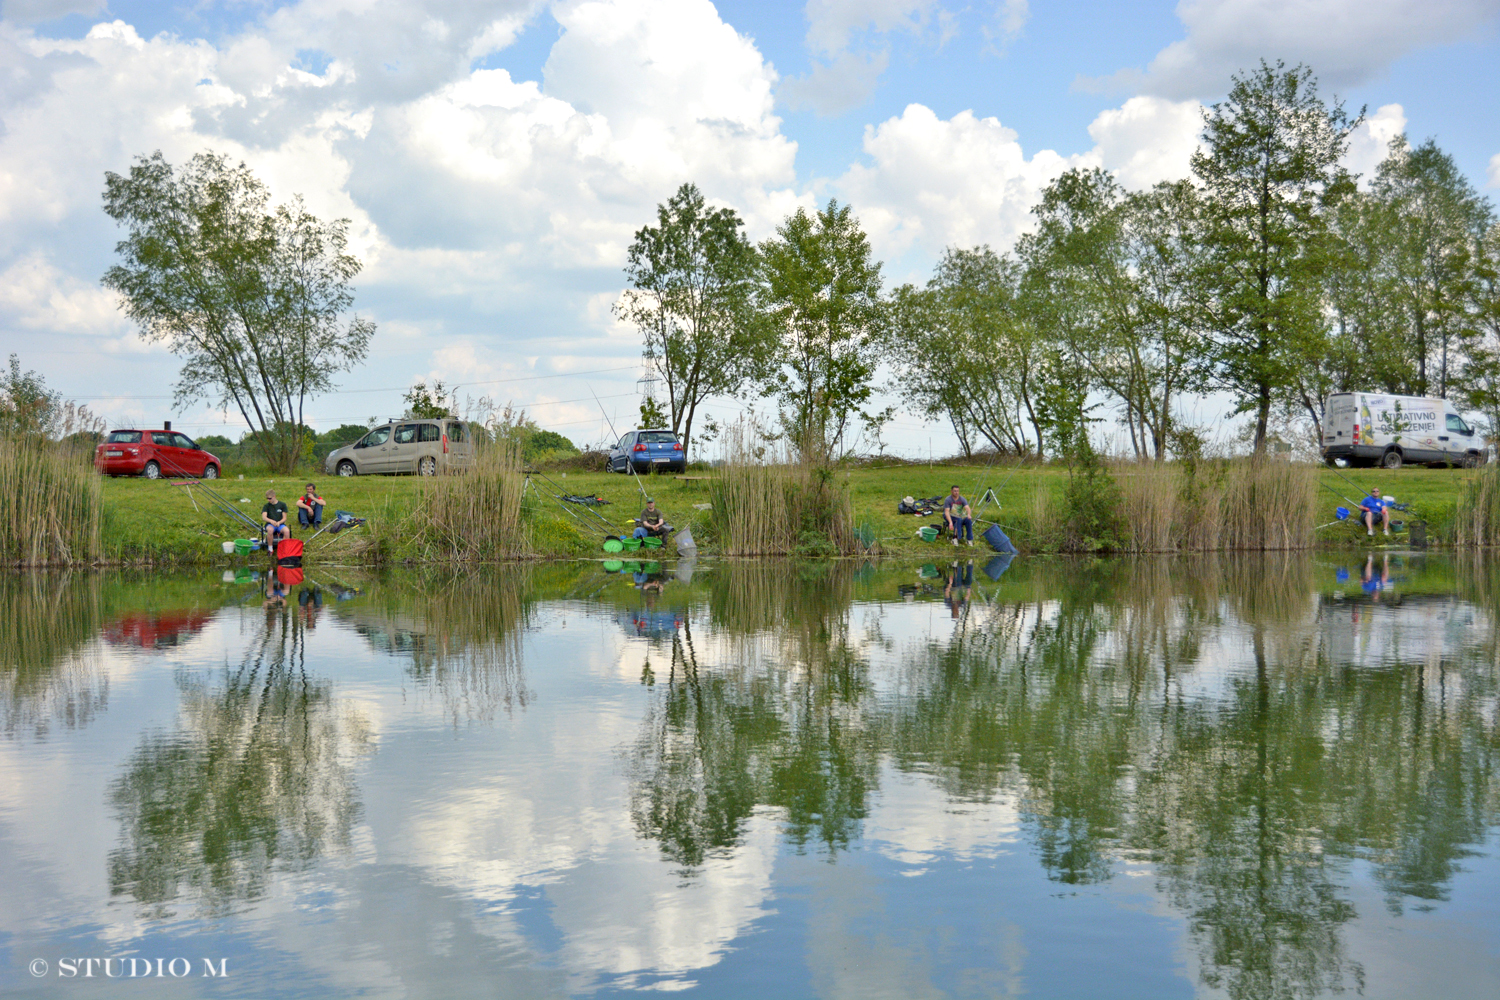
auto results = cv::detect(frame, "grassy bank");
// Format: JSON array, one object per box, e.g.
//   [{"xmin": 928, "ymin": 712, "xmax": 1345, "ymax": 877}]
[{"xmin": 66, "ymin": 457, "xmax": 1480, "ymax": 567}]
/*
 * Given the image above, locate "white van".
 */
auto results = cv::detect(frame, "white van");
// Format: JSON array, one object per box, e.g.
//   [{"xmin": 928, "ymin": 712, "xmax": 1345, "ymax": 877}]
[{"xmin": 1322, "ymin": 393, "xmax": 1486, "ymax": 468}]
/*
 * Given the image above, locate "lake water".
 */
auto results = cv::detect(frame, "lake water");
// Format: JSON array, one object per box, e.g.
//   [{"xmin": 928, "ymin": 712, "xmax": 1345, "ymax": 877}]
[{"xmin": 2, "ymin": 554, "xmax": 1498, "ymax": 998}]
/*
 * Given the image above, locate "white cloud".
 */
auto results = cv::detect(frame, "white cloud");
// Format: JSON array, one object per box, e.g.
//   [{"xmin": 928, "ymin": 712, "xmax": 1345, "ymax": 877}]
[
  {"xmin": 0, "ymin": 254, "xmax": 130, "ymax": 340},
  {"xmin": 1488, "ymin": 151, "xmax": 1500, "ymax": 189},
  {"xmin": 1343, "ymin": 103, "xmax": 1407, "ymax": 184},
  {"xmin": 802, "ymin": 0, "xmax": 941, "ymax": 56},
  {"xmin": 1083, "ymin": 0, "xmax": 1500, "ymax": 99},
  {"xmin": 1086, "ymin": 95, "xmax": 1203, "ymax": 188},
  {"xmin": 780, "ymin": 48, "xmax": 888, "ymax": 116},
  {"xmin": 781, "ymin": 0, "xmax": 951, "ymax": 116},
  {"xmin": 1, "ymin": 0, "xmax": 103, "ymax": 21},
  {"xmin": 984, "ymin": 0, "xmax": 1029, "ymax": 48},
  {"xmin": 835, "ymin": 103, "xmax": 1093, "ymax": 260}
]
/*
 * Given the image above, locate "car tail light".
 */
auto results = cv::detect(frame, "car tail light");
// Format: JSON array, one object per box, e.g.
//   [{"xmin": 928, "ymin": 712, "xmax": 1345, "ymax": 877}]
[
  {"xmin": 672, "ymin": 442, "xmax": 682, "ymax": 451},
  {"xmin": 634, "ymin": 443, "xmax": 646, "ymax": 452},
  {"xmin": 442, "ymin": 433, "xmax": 449, "ymax": 454},
  {"xmin": 1353, "ymin": 423, "xmax": 1360, "ymax": 445}
]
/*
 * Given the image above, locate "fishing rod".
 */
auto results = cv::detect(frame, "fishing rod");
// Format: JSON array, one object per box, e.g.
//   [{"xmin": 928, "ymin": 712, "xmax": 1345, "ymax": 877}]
[
  {"xmin": 590, "ymin": 385, "xmax": 649, "ymax": 501},
  {"xmin": 526, "ymin": 469, "xmax": 617, "ymax": 533}
]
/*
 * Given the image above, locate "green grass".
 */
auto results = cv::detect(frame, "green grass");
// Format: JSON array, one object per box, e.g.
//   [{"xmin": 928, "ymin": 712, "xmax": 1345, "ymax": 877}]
[{"xmin": 92, "ymin": 460, "xmax": 1484, "ymax": 565}]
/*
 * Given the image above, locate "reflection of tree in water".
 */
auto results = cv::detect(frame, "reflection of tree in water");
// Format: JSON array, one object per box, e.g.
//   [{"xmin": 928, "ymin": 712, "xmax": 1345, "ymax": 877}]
[
  {"xmin": 108, "ymin": 604, "xmax": 370, "ymax": 918},
  {"xmin": 629, "ymin": 562, "xmax": 880, "ymax": 867},
  {"xmin": 344, "ymin": 568, "xmax": 535, "ymax": 725},
  {"xmin": 626, "ymin": 555, "xmax": 1500, "ymax": 998},
  {"xmin": 0, "ymin": 573, "xmax": 107, "ymax": 737}
]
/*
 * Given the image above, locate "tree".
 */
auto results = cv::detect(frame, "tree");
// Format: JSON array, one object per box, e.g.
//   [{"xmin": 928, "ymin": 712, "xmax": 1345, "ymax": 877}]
[
  {"xmin": 102, "ymin": 151, "xmax": 374, "ymax": 473},
  {"xmin": 1191, "ymin": 62, "xmax": 1361, "ymax": 455},
  {"xmin": 0, "ymin": 354, "xmax": 60, "ymax": 438},
  {"xmin": 1372, "ymin": 137, "xmax": 1492, "ymax": 397},
  {"xmin": 1022, "ymin": 170, "xmax": 1204, "ymax": 460},
  {"xmin": 760, "ymin": 200, "xmax": 885, "ymax": 460},
  {"xmin": 404, "ymin": 379, "xmax": 453, "ymax": 419},
  {"xmin": 616, "ymin": 184, "xmax": 769, "ymax": 458},
  {"xmin": 889, "ymin": 247, "xmax": 1046, "ymax": 457}
]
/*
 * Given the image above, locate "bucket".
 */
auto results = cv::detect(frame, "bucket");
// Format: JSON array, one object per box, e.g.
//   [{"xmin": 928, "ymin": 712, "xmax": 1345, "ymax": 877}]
[
  {"xmin": 621, "ymin": 537, "xmax": 642, "ymax": 551},
  {"xmin": 222, "ymin": 541, "xmax": 235, "ymax": 554},
  {"xmin": 602, "ymin": 538, "xmax": 624, "ymax": 553},
  {"xmin": 917, "ymin": 526, "xmax": 938, "ymax": 542},
  {"xmin": 641, "ymin": 536, "xmax": 663, "ymax": 549},
  {"xmin": 234, "ymin": 538, "xmax": 257, "ymax": 555},
  {"xmin": 603, "ymin": 560, "xmax": 624, "ymax": 572}
]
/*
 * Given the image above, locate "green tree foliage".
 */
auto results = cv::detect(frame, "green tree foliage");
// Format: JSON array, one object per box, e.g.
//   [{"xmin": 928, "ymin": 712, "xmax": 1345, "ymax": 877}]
[
  {"xmin": 617, "ymin": 184, "xmax": 769, "ymax": 458},
  {"xmin": 1463, "ymin": 221, "xmax": 1500, "ymax": 433},
  {"xmin": 1023, "ymin": 170, "xmax": 1205, "ymax": 460},
  {"xmin": 195, "ymin": 434, "xmax": 233, "ymax": 450},
  {"xmin": 1191, "ymin": 61, "xmax": 1361, "ymax": 455},
  {"xmin": 889, "ymin": 247, "xmax": 1045, "ymax": 457},
  {"xmin": 638, "ymin": 395, "xmax": 668, "ymax": 429},
  {"xmin": 0, "ymin": 354, "xmax": 61, "ymax": 438},
  {"xmin": 102, "ymin": 151, "xmax": 375, "ymax": 473},
  {"xmin": 403, "ymin": 379, "xmax": 453, "ymax": 419},
  {"xmin": 760, "ymin": 200, "xmax": 884, "ymax": 460},
  {"xmin": 523, "ymin": 429, "xmax": 578, "ymax": 460},
  {"xmin": 319, "ymin": 424, "xmax": 369, "ymax": 444}
]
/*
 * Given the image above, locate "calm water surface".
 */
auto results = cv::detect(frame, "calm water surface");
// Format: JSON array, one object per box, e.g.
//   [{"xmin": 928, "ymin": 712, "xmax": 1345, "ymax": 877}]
[{"xmin": 2, "ymin": 555, "xmax": 1498, "ymax": 998}]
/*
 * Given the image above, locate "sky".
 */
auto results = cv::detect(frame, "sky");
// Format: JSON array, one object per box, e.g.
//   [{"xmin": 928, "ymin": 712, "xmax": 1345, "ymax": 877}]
[{"xmin": 1, "ymin": 0, "xmax": 1498, "ymax": 455}]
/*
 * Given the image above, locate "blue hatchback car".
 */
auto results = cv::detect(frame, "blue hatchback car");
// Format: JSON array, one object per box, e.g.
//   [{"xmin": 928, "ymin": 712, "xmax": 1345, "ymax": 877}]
[{"xmin": 607, "ymin": 428, "xmax": 685, "ymax": 474}]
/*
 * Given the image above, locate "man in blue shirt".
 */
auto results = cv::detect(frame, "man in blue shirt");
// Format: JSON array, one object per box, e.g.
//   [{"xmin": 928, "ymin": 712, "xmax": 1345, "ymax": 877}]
[
  {"xmin": 1360, "ymin": 487, "xmax": 1390, "ymax": 536},
  {"xmin": 944, "ymin": 485, "xmax": 974, "ymax": 546}
]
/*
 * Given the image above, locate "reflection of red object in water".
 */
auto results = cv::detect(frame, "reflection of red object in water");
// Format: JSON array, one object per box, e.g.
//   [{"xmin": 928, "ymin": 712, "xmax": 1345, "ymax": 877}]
[
  {"xmin": 103, "ymin": 610, "xmax": 212, "ymax": 650},
  {"xmin": 277, "ymin": 567, "xmax": 304, "ymax": 587}
]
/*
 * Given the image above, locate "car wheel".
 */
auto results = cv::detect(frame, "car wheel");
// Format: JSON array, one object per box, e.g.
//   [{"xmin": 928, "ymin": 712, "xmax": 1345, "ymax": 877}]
[
  {"xmin": 1464, "ymin": 452, "xmax": 1481, "ymax": 469},
  {"xmin": 337, "ymin": 460, "xmax": 357, "ymax": 477},
  {"xmin": 1381, "ymin": 449, "xmax": 1403, "ymax": 470},
  {"xmin": 203, "ymin": 463, "xmax": 219, "ymax": 480},
  {"xmin": 144, "ymin": 461, "xmax": 161, "ymax": 480},
  {"xmin": 418, "ymin": 456, "xmax": 437, "ymax": 476}
]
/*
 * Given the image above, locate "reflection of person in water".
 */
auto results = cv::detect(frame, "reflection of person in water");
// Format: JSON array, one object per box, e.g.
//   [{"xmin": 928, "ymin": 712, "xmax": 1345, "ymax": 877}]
[
  {"xmin": 298, "ymin": 585, "xmax": 323, "ymax": 627},
  {"xmin": 1361, "ymin": 554, "xmax": 1391, "ymax": 601},
  {"xmin": 263, "ymin": 575, "xmax": 288, "ymax": 609},
  {"xmin": 944, "ymin": 560, "xmax": 973, "ymax": 619}
]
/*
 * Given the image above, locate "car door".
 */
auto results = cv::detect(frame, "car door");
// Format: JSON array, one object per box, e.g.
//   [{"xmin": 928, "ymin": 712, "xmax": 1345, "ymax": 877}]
[
  {"xmin": 1445, "ymin": 413, "xmax": 1474, "ymax": 463},
  {"xmin": 171, "ymin": 433, "xmax": 208, "ymax": 475},
  {"xmin": 149, "ymin": 431, "xmax": 190, "ymax": 476},
  {"xmin": 354, "ymin": 425, "xmax": 393, "ymax": 473},
  {"xmin": 389, "ymin": 423, "xmax": 420, "ymax": 473},
  {"xmin": 613, "ymin": 432, "xmax": 635, "ymax": 472}
]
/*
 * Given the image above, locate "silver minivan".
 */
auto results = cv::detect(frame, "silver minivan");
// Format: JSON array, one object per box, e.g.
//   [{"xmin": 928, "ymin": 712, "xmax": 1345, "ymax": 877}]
[{"xmin": 325, "ymin": 418, "xmax": 475, "ymax": 476}]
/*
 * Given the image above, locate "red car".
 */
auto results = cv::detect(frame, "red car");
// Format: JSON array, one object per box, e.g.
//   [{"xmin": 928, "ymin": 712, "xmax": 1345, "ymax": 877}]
[{"xmin": 94, "ymin": 429, "xmax": 223, "ymax": 479}]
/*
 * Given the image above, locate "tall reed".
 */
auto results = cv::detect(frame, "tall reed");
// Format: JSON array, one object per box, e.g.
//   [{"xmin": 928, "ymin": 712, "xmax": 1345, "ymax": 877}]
[
  {"xmin": 1454, "ymin": 463, "xmax": 1500, "ymax": 547},
  {"xmin": 0, "ymin": 434, "xmax": 102, "ymax": 565},
  {"xmin": 710, "ymin": 420, "xmax": 856, "ymax": 556},
  {"xmin": 1113, "ymin": 458, "xmax": 1317, "ymax": 552},
  {"xmin": 408, "ymin": 440, "xmax": 529, "ymax": 560}
]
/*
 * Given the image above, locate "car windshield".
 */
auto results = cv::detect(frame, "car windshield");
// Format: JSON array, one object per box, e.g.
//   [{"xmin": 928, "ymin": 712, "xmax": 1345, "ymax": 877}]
[
  {"xmin": 638, "ymin": 431, "xmax": 676, "ymax": 444},
  {"xmin": 106, "ymin": 431, "xmax": 141, "ymax": 444}
]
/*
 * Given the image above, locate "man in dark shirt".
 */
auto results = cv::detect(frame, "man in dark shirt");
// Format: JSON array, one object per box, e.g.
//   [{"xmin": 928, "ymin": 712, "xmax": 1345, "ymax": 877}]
[
  {"xmin": 633, "ymin": 498, "xmax": 671, "ymax": 540},
  {"xmin": 262, "ymin": 490, "xmax": 290, "ymax": 548},
  {"xmin": 943, "ymin": 485, "xmax": 974, "ymax": 546}
]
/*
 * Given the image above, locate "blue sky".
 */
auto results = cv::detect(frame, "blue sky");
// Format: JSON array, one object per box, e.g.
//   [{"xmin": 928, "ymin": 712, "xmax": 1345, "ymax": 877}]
[{"xmin": 1, "ymin": 0, "xmax": 1497, "ymax": 453}]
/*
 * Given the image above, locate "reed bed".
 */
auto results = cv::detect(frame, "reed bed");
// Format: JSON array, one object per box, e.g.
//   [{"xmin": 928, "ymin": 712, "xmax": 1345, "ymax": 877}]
[
  {"xmin": 408, "ymin": 441, "xmax": 528, "ymax": 560},
  {"xmin": 1454, "ymin": 463, "xmax": 1500, "ymax": 547},
  {"xmin": 0, "ymin": 434, "xmax": 102, "ymax": 565},
  {"xmin": 1113, "ymin": 458, "xmax": 1318, "ymax": 552},
  {"xmin": 710, "ymin": 422, "xmax": 856, "ymax": 556},
  {"xmin": 0, "ymin": 572, "xmax": 106, "ymax": 736}
]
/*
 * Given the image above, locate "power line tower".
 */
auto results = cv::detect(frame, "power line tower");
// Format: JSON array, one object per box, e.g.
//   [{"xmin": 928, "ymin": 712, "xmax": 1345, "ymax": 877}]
[{"xmin": 637, "ymin": 356, "xmax": 665, "ymax": 427}]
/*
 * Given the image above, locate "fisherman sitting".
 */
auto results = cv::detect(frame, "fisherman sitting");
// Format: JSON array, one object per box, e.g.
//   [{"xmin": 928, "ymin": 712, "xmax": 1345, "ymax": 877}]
[
  {"xmin": 943, "ymin": 485, "xmax": 975, "ymax": 546},
  {"xmin": 633, "ymin": 498, "xmax": 672, "ymax": 540},
  {"xmin": 1359, "ymin": 487, "xmax": 1390, "ymax": 537},
  {"xmin": 262, "ymin": 489, "xmax": 291, "ymax": 548},
  {"xmin": 295, "ymin": 482, "xmax": 324, "ymax": 529}
]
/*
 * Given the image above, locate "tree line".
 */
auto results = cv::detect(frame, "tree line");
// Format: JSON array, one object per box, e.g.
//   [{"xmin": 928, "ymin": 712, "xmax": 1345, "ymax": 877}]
[{"xmin": 620, "ymin": 60, "xmax": 1500, "ymax": 461}]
